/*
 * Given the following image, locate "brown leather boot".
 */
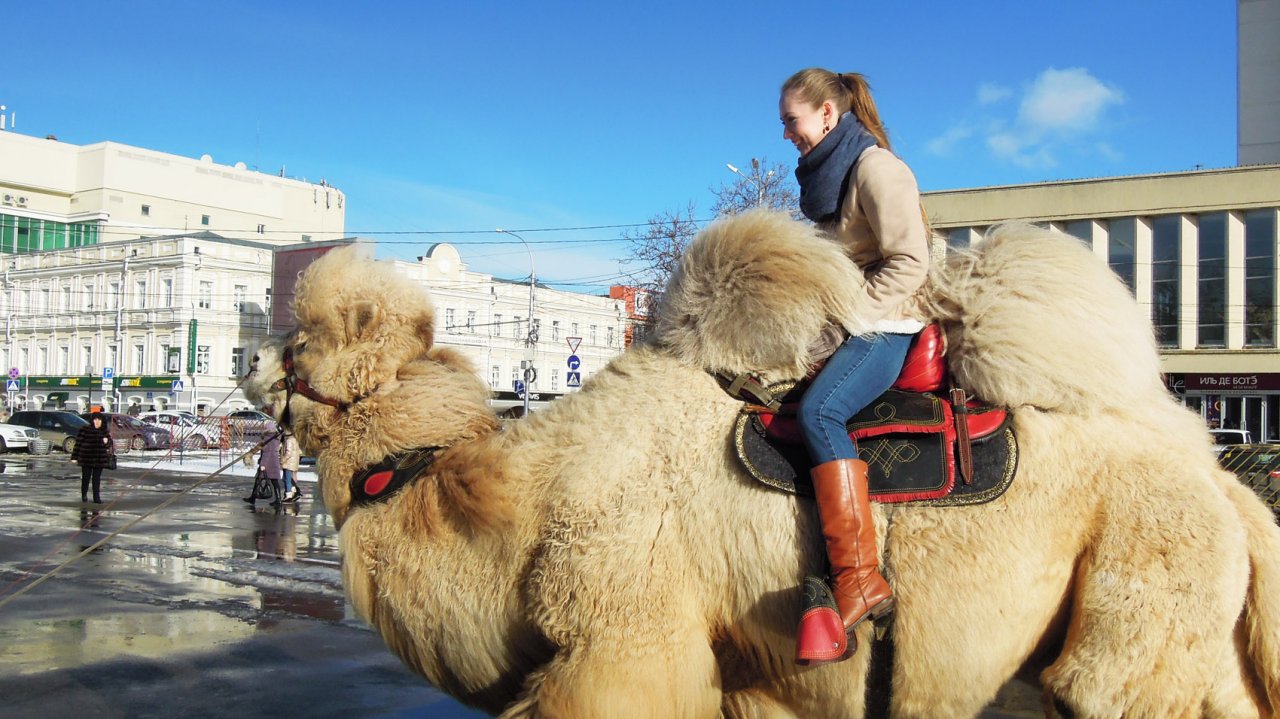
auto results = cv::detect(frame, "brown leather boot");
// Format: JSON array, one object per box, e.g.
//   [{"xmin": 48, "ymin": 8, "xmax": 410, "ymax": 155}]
[{"xmin": 812, "ymin": 458, "xmax": 894, "ymax": 632}]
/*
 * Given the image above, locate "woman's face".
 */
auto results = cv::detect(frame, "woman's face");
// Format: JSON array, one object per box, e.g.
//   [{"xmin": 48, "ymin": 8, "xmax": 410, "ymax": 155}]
[
  {"xmin": 780, "ymin": 91, "xmax": 835, "ymax": 157},
  {"xmin": 92, "ymin": 417, "xmax": 103, "ymax": 428}
]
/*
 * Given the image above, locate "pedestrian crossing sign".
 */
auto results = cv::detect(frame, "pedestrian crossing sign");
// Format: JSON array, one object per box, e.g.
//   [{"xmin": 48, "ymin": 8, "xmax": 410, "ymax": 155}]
[
  {"xmin": 5, "ymin": 379, "xmax": 18, "ymax": 392},
  {"xmin": 566, "ymin": 371, "xmax": 581, "ymax": 388}
]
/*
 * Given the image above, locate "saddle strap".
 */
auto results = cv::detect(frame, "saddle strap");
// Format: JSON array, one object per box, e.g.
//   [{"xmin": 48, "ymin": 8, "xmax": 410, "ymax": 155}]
[
  {"xmin": 950, "ymin": 387, "xmax": 974, "ymax": 485},
  {"xmin": 714, "ymin": 371, "xmax": 783, "ymax": 412}
]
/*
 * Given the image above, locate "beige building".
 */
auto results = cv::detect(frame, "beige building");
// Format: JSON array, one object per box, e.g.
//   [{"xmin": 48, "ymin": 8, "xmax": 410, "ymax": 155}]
[
  {"xmin": 0, "ymin": 130, "xmax": 346, "ymax": 252},
  {"xmin": 1240, "ymin": 0, "xmax": 1280, "ymax": 165},
  {"xmin": 924, "ymin": 163, "xmax": 1280, "ymax": 441}
]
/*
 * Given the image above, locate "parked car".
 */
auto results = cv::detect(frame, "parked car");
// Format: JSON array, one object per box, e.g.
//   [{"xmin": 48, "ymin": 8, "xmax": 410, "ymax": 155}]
[
  {"xmin": 0, "ymin": 423, "xmax": 40, "ymax": 453},
  {"xmin": 1211, "ymin": 428, "xmax": 1253, "ymax": 454},
  {"xmin": 139, "ymin": 410, "xmax": 222, "ymax": 449},
  {"xmin": 8, "ymin": 410, "xmax": 91, "ymax": 452},
  {"xmin": 220, "ymin": 409, "xmax": 278, "ymax": 443},
  {"xmin": 79, "ymin": 412, "xmax": 173, "ymax": 451},
  {"xmin": 1216, "ymin": 444, "xmax": 1280, "ymax": 521}
]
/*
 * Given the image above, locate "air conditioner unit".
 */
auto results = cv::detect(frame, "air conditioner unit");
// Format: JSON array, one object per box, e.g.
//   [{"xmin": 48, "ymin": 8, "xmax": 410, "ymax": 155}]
[
  {"xmin": 15, "ymin": 196, "xmax": 27, "ymax": 206},
  {"xmin": 1, "ymin": 194, "xmax": 12, "ymax": 205}
]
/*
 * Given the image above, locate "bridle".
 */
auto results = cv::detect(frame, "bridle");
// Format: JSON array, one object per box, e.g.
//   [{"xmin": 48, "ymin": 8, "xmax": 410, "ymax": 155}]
[{"xmin": 272, "ymin": 345, "xmax": 371, "ymax": 423}]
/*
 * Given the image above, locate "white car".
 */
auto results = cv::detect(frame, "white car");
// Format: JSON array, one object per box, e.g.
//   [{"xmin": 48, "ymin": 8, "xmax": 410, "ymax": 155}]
[
  {"xmin": 138, "ymin": 410, "xmax": 222, "ymax": 449},
  {"xmin": 1211, "ymin": 428, "xmax": 1253, "ymax": 454},
  {"xmin": 0, "ymin": 423, "xmax": 40, "ymax": 452}
]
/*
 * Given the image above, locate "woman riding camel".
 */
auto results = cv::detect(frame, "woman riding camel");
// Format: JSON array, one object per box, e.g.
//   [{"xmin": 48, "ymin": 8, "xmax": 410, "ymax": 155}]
[{"xmin": 781, "ymin": 68, "xmax": 931, "ymax": 664}]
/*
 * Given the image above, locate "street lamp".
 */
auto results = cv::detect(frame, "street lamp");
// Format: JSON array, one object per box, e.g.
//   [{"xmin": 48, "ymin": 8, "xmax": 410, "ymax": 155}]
[
  {"xmin": 726, "ymin": 158, "xmax": 774, "ymax": 208},
  {"xmin": 495, "ymin": 228, "xmax": 537, "ymax": 418}
]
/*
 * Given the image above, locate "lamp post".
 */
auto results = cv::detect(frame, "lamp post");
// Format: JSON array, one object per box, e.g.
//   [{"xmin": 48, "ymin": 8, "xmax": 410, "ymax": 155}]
[
  {"xmin": 495, "ymin": 228, "xmax": 537, "ymax": 418},
  {"xmin": 726, "ymin": 158, "xmax": 774, "ymax": 208}
]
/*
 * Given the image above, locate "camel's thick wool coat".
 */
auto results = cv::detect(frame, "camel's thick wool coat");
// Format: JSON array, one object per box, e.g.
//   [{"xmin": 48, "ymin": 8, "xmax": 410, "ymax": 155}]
[{"xmin": 246, "ymin": 211, "xmax": 1280, "ymax": 718}]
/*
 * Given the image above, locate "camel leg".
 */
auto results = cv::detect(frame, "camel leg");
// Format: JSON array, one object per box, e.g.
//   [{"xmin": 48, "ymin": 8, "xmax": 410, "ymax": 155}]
[
  {"xmin": 499, "ymin": 634, "xmax": 722, "ymax": 719},
  {"xmin": 1039, "ymin": 467, "xmax": 1250, "ymax": 719}
]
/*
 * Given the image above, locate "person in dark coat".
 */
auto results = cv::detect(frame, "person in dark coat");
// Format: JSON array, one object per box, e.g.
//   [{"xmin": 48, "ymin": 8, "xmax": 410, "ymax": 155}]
[
  {"xmin": 71, "ymin": 412, "xmax": 115, "ymax": 504},
  {"xmin": 243, "ymin": 431, "xmax": 283, "ymax": 506}
]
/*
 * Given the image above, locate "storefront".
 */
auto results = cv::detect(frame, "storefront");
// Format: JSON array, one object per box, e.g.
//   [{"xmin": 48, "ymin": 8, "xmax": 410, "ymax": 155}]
[
  {"xmin": 14, "ymin": 375, "xmax": 184, "ymax": 412},
  {"xmin": 1167, "ymin": 373, "xmax": 1280, "ymax": 443}
]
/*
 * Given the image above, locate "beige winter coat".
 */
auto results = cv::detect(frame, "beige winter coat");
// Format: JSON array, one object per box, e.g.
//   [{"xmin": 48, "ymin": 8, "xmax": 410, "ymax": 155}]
[
  {"xmin": 824, "ymin": 145, "xmax": 930, "ymax": 333},
  {"xmin": 280, "ymin": 433, "xmax": 301, "ymax": 472}
]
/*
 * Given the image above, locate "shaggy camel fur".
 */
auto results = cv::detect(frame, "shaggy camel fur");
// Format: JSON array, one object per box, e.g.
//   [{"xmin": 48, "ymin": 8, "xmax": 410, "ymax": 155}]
[{"xmin": 246, "ymin": 211, "xmax": 1280, "ymax": 718}]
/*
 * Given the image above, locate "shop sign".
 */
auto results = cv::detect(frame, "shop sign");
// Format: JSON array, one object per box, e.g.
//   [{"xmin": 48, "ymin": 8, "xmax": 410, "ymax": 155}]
[{"xmin": 1175, "ymin": 373, "xmax": 1280, "ymax": 392}]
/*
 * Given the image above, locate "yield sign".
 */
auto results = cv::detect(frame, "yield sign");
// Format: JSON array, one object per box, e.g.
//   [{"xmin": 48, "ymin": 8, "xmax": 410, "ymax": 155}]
[{"xmin": 566, "ymin": 336, "xmax": 582, "ymax": 354}]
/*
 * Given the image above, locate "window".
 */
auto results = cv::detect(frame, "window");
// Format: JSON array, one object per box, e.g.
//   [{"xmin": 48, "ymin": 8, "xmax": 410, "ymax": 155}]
[
  {"xmin": 161, "ymin": 278, "xmax": 173, "ymax": 307},
  {"xmin": 607, "ymin": 326, "xmax": 615, "ymax": 347},
  {"xmin": 80, "ymin": 345, "xmax": 92, "ymax": 374},
  {"xmin": 302, "ymin": 235, "xmax": 312, "ymax": 242},
  {"xmin": 60, "ymin": 286, "xmax": 70, "ymax": 313},
  {"xmin": 107, "ymin": 345, "xmax": 118, "ymax": 372},
  {"xmin": 141, "ymin": 204, "xmax": 151, "ymax": 217},
  {"xmin": 552, "ymin": 320, "xmax": 560, "ymax": 340},
  {"xmin": 531, "ymin": 319, "xmax": 540, "ymax": 343},
  {"xmin": 82, "ymin": 282, "xmax": 94, "ymax": 310},
  {"xmin": 1065, "ymin": 219, "xmax": 1100, "ymax": 248},
  {"xmin": 107, "ymin": 281, "xmax": 120, "ymax": 310},
  {"xmin": 198, "ymin": 281, "xmax": 212, "ymax": 309},
  {"xmin": 1245, "ymin": 210, "xmax": 1277, "ymax": 347},
  {"xmin": 132, "ymin": 344, "xmax": 145, "ymax": 373},
  {"xmin": 589, "ymin": 325, "xmax": 597, "ymax": 346},
  {"xmin": 511, "ymin": 366, "xmax": 520, "ymax": 387},
  {"xmin": 233, "ymin": 284, "xmax": 247, "ymax": 312},
  {"xmin": 445, "ymin": 308, "xmax": 455, "ymax": 331},
  {"xmin": 58, "ymin": 345, "xmax": 69, "ymax": 374},
  {"xmin": 490, "ymin": 365, "xmax": 500, "ymax": 388},
  {"xmin": 257, "ymin": 224, "xmax": 265, "ymax": 234},
  {"xmin": 1196, "ymin": 213, "xmax": 1227, "ymax": 348},
  {"xmin": 39, "ymin": 287, "xmax": 49, "ymax": 313},
  {"xmin": 1151, "ymin": 215, "xmax": 1182, "ymax": 348},
  {"xmin": 947, "ymin": 227, "xmax": 972, "ymax": 249},
  {"xmin": 466, "ymin": 310, "xmax": 476, "ymax": 333},
  {"xmin": 1108, "ymin": 218, "xmax": 1136, "ymax": 292},
  {"xmin": 134, "ymin": 278, "xmax": 147, "ymax": 309},
  {"xmin": 551, "ymin": 369, "xmax": 559, "ymax": 390},
  {"xmin": 231, "ymin": 347, "xmax": 245, "ymax": 377},
  {"xmin": 201, "ymin": 215, "xmax": 210, "ymax": 226},
  {"xmin": 195, "ymin": 345, "xmax": 210, "ymax": 374},
  {"xmin": 37, "ymin": 345, "xmax": 47, "ymax": 373},
  {"xmin": 513, "ymin": 316, "xmax": 522, "ymax": 339},
  {"xmin": 492, "ymin": 313, "xmax": 502, "ymax": 336}
]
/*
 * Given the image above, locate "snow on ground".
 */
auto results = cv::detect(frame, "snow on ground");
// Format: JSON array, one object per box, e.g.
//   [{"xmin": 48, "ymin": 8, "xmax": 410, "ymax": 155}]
[{"xmin": 115, "ymin": 450, "xmax": 319, "ymax": 483}]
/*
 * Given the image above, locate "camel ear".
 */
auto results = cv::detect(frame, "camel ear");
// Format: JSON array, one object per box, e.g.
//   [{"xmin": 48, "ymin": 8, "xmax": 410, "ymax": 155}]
[{"xmin": 344, "ymin": 300, "xmax": 383, "ymax": 343}]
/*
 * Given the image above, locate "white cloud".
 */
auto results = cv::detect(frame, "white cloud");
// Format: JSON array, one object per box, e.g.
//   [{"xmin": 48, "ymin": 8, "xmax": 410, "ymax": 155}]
[
  {"xmin": 977, "ymin": 83, "xmax": 1011, "ymax": 105},
  {"xmin": 925, "ymin": 123, "xmax": 974, "ymax": 157},
  {"xmin": 1018, "ymin": 67, "xmax": 1124, "ymax": 136}
]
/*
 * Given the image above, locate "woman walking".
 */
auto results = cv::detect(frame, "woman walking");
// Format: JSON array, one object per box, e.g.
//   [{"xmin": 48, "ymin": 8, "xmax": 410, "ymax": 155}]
[
  {"xmin": 71, "ymin": 412, "xmax": 115, "ymax": 504},
  {"xmin": 279, "ymin": 432, "xmax": 302, "ymax": 504}
]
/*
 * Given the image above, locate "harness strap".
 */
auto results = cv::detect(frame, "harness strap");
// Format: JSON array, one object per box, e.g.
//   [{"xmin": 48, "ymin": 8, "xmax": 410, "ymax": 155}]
[
  {"xmin": 349, "ymin": 446, "xmax": 444, "ymax": 507},
  {"xmin": 714, "ymin": 371, "xmax": 782, "ymax": 412},
  {"xmin": 949, "ymin": 386, "xmax": 974, "ymax": 485}
]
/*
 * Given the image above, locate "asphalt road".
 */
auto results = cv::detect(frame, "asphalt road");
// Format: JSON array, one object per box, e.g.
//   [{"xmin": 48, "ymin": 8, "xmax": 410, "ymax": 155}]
[{"xmin": 0, "ymin": 452, "xmax": 1041, "ymax": 719}]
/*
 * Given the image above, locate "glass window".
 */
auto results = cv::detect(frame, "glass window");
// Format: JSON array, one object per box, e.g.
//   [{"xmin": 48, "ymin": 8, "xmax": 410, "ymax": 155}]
[
  {"xmin": 466, "ymin": 310, "xmax": 476, "ymax": 333},
  {"xmin": 162, "ymin": 278, "xmax": 173, "ymax": 307},
  {"xmin": 134, "ymin": 278, "xmax": 147, "ymax": 309},
  {"xmin": 107, "ymin": 281, "xmax": 120, "ymax": 310},
  {"xmin": 1108, "ymin": 217, "xmax": 1136, "ymax": 292},
  {"xmin": 490, "ymin": 365, "xmax": 499, "ymax": 388},
  {"xmin": 1196, "ymin": 213, "xmax": 1227, "ymax": 348},
  {"xmin": 445, "ymin": 308, "xmax": 455, "ymax": 331},
  {"xmin": 141, "ymin": 205, "xmax": 151, "ymax": 216},
  {"xmin": 1066, "ymin": 219, "xmax": 1102, "ymax": 248},
  {"xmin": 492, "ymin": 314, "xmax": 501, "ymax": 337},
  {"xmin": 195, "ymin": 345, "xmax": 210, "ymax": 374},
  {"xmin": 132, "ymin": 344, "xmax": 145, "ymax": 373},
  {"xmin": 198, "ymin": 281, "xmax": 212, "ymax": 309},
  {"xmin": 82, "ymin": 283, "xmax": 94, "ymax": 310},
  {"xmin": 231, "ymin": 347, "xmax": 245, "ymax": 377},
  {"xmin": 589, "ymin": 325, "xmax": 597, "ymax": 346},
  {"xmin": 552, "ymin": 320, "xmax": 560, "ymax": 340},
  {"xmin": 1245, "ymin": 210, "xmax": 1276, "ymax": 347},
  {"xmin": 201, "ymin": 215, "xmax": 210, "ymax": 226},
  {"xmin": 233, "ymin": 285, "xmax": 247, "ymax": 312},
  {"xmin": 513, "ymin": 316, "xmax": 522, "ymax": 339},
  {"xmin": 1151, "ymin": 215, "xmax": 1181, "ymax": 348}
]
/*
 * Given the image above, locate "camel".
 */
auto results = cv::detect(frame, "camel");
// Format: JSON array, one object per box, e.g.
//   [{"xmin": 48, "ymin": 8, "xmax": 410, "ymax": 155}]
[{"xmin": 245, "ymin": 210, "xmax": 1280, "ymax": 718}]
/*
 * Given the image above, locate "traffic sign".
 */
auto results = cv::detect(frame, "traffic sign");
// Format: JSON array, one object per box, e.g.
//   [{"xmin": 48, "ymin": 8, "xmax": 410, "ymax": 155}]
[
  {"xmin": 566, "ymin": 337, "xmax": 582, "ymax": 354},
  {"xmin": 171, "ymin": 379, "xmax": 184, "ymax": 393},
  {"xmin": 102, "ymin": 367, "xmax": 114, "ymax": 380},
  {"xmin": 567, "ymin": 354, "xmax": 581, "ymax": 371},
  {"xmin": 5, "ymin": 379, "xmax": 18, "ymax": 392},
  {"xmin": 513, "ymin": 379, "xmax": 525, "ymax": 397},
  {"xmin": 566, "ymin": 371, "xmax": 581, "ymax": 388},
  {"xmin": 7, "ymin": 367, "xmax": 18, "ymax": 380}
]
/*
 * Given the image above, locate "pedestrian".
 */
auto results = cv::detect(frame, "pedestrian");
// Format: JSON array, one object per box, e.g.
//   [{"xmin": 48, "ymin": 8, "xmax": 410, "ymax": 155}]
[
  {"xmin": 251, "ymin": 431, "xmax": 283, "ymax": 507},
  {"xmin": 71, "ymin": 412, "xmax": 115, "ymax": 504},
  {"xmin": 780, "ymin": 68, "xmax": 932, "ymax": 665},
  {"xmin": 126, "ymin": 401, "xmax": 141, "ymax": 417},
  {"xmin": 279, "ymin": 431, "xmax": 302, "ymax": 504}
]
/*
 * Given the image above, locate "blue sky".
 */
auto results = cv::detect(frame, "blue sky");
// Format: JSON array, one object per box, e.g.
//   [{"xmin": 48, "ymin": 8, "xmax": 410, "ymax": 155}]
[{"xmin": 4, "ymin": 1, "xmax": 1238, "ymax": 291}]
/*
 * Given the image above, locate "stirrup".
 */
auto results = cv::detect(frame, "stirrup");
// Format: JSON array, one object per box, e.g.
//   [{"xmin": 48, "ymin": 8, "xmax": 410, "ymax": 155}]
[{"xmin": 795, "ymin": 576, "xmax": 854, "ymax": 665}]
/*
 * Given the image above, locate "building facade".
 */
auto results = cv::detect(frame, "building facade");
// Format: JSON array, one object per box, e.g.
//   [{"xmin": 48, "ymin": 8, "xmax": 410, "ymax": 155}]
[
  {"xmin": 1239, "ymin": 0, "xmax": 1280, "ymax": 165},
  {"xmin": 924, "ymin": 164, "xmax": 1280, "ymax": 441}
]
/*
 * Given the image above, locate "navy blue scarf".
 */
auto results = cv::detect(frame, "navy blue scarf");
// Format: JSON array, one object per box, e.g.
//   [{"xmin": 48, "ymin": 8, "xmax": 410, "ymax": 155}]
[{"xmin": 795, "ymin": 112, "xmax": 878, "ymax": 223}]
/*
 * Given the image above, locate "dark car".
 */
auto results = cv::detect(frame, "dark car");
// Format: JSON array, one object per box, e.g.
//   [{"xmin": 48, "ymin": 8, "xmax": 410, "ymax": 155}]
[
  {"xmin": 80, "ymin": 412, "xmax": 173, "ymax": 451},
  {"xmin": 8, "ymin": 410, "xmax": 90, "ymax": 452}
]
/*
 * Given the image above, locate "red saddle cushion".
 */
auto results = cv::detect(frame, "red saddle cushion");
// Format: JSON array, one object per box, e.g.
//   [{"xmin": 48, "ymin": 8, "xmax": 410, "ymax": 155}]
[{"xmin": 892, "ymin": 323, "xmax": 945, "ymax": 392}]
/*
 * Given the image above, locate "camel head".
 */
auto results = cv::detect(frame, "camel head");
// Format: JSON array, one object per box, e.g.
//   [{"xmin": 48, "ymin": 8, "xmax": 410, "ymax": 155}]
[
  {"xmin": 653, "ymin": 210, "xmax": 873, "ymax": 383},
  {"xmin": 244, "ymin": 243, "xmax": 499, "ymax": 525}
]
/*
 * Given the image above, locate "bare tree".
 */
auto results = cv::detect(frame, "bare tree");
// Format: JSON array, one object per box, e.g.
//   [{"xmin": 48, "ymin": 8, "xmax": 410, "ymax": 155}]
[
  {"xmin": 712, "ymin": 157, "xmax": 799, "ymax": 217},
  {"xmin": 621, "ymin": 202, "xmax": 702, "ymax": 337}
]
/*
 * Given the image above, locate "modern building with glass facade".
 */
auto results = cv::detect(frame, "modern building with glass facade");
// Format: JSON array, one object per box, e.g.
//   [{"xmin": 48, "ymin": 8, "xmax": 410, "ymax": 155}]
[{"xmin": 924, "ymin": 163, "xmax": 1280, "ymax": 442}]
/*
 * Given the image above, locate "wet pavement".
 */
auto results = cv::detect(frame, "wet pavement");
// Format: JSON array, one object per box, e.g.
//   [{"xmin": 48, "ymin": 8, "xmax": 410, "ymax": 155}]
[
  {"xmin": 0, "ymin": 452, "xmax": 1042, "ymax": 718},
  {"xmin": 0, "ymin": 453, "xmax": 486, "ymax": 719}
]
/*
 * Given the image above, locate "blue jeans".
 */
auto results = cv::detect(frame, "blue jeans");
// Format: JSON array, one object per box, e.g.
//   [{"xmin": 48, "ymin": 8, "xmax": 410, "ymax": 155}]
[
  {"xmin": 797, "ymin": 332, "xmax": 915, "ymax": 465},
  {"xmin": 282, "ymin": 469, "xmax": 295, "ymax": 494}
]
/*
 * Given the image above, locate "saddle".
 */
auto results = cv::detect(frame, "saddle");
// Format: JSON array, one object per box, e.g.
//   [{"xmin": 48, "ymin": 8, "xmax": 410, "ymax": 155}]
[{"xmin": 725, "ymin": 324, "xmax": 1019, "ymax": 507}]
